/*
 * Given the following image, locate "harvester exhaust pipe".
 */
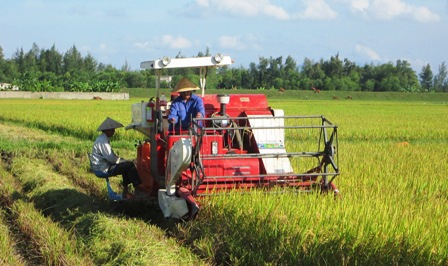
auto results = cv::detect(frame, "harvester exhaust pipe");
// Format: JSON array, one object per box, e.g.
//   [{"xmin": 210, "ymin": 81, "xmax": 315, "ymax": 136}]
[
  {"xmin": 217, "ymin": 94, "xmax": 230, "ymax": 127},
  {"xmin": 220, "ymin": 103, "xmax": 227, "ymax": 116},
  {"xmin": 217, "ymin": 94, "xmax": 230, "ymax": 116}
]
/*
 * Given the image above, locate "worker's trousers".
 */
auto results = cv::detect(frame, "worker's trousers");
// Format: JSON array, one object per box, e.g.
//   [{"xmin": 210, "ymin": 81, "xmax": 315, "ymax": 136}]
[{"xmin": 109, "ymin": 161, "xmax": 141, "ymax": 187}]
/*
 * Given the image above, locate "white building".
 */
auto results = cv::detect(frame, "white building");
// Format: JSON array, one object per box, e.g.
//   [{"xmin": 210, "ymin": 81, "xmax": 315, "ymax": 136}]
[{"xmin": 0, "ymin": 83, "xmax": 19, "ymax": 91}]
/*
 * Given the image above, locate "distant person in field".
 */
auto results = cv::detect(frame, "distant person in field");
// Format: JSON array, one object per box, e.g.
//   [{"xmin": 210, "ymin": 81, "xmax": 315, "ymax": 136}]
[
  {"xmin": 90, "ymin": 117, "xmax": 145, "ymax": 198},
  {"xmin": 167, "ymin": 78, "xmax": 205, "ymax": 132}
]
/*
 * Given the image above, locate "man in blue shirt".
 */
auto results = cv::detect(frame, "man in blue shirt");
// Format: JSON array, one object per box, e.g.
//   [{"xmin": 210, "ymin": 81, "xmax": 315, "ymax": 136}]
[
  {"xmin": 166, "ymin": 78, "xmax": 203, "ymax": 218},
  {"xmin": 168, "ymin": 78, "xmax": 205, "ymax": 132}
]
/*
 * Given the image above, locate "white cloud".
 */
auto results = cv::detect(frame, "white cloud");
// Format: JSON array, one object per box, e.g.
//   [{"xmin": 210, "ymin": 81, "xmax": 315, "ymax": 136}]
[
  {"xmin": 134, "ymin": 41, "xmax": 150, "ymax": 49},
  {"xmin": 99, "ymin": 43, "xmax": 108, "ymax": 51},
  {"xmin": 218, "ymin": 34, "xmax": 262, "ymax": 52},
  {"xmin": 346, "ymin": 0, "xmax": 440, "ymax": 22},
  {"xmin": 195, "ymin": 0, "xmax": 346, "ymax": 21},
  {"xmin": 355, "ymin": 44, "xmax": 381, "ymax": 61},
  {"xmin": 370, "ymin": 0, "xmax": 412, "ymax": 20},
  {"xmin": 411, "ymin": 6, "xmax": 440, "ymax": 23},
  {"xmin": 294, "ymin": 0, "xmax": 338, "ymax": 20},
  {"xmin": 219, "ymin": 35, "xmax": 246, "ymax": 50},
  {"xmin": 161, "ymin": 35, "xmax": 192, "ymax": 49},
  {"xmin": 196, "ymin": 0, "xmax": 209, "ymax": 7},
  {"xmin": 132, "ymin": 36, "xmax": 193, "ymax": 52},
  {"xmin": 262, "ymin": 4, "xmax": 290, "ymax": 20},
  {"xmin": 348, "ymin": 0, "xmax": 369, "ymax": 12},
  {"xmin": 196, "ymin": 0, "xmax": 290, "ymax": 20}
]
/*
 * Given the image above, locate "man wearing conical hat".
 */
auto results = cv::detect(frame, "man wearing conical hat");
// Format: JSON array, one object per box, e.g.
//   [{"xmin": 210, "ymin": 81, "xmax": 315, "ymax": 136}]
[
  {"xmin": 167, "ymin": 77, "xmax": 205, "ymax": 132},
  {"xmin": 167, "ymin": 78, "xmax": 203, "ymax": 218},
  {"xmin": 90, "ymin": 117, "xmax": 143, "ymax": 198}
]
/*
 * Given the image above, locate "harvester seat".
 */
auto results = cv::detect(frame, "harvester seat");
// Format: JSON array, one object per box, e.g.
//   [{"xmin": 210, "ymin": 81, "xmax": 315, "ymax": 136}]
[{"xmin": 87, "ymin": 153, "xmax": 123, "ymax": 201}]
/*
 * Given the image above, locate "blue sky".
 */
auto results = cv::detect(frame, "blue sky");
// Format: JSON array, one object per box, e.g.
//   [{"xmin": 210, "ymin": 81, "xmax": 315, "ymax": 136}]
[{"xmin": 1, "ymin": 0, "xmax": 447, "ymax": 73}]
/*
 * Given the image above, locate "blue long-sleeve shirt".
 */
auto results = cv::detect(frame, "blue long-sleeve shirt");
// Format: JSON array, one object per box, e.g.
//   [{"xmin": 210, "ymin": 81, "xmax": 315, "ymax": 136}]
[{"xmin": 168, "ymin": 93, "xmax": 205, "ymax": 131}]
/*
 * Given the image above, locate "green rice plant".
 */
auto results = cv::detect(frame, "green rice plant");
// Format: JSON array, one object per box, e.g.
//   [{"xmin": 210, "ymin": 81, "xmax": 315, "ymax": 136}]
[
  {"xmin": 7, "ymin": 153, "xmax": 208, "ymax": 265},
  {"xmin": 0, "ymin": 166, "xmax": 16, "ymax": 205},
  {"xmin": 0, "ymin": 210, "xmax": 26, "ymax": 266},
  {"xmin": 1, "ymin": 96, "xmax": 448, "ymax": 265},
  {"xmin": 176, "ymin": 100, "xmax": 448, "ymax": 264},
  {"xmin": 45, "ymin": 149, "xmax": 110, "ymax": 199},
  {"xmin": 187, "ymin": 171, "xmax": 447, "ymax": 264},
  {"xmin": 11, "ymin": 200, "xmax": 94, "ymax": 265},
  {"xmin": 0, "ymin": 99, "xmax": 142, "ymax": 142},
  {"xmin": 85, "ymin": 214, "xmax": 207, "ymax": 266}
]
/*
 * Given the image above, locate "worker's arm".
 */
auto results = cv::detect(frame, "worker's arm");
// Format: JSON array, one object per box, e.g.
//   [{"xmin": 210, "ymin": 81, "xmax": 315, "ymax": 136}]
[
  {"xmin": 167, "ymin": 101, "xmax": 179, "ymax": 124},
  {"xmin": 195, "ymin": 96, "xmax": 205, "ymax": 118}
]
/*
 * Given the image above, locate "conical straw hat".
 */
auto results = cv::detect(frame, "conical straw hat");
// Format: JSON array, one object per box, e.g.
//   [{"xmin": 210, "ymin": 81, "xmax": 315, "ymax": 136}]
[
  {"xmin": 97, "ymin": 117, "xmax": 124, "ymax": 131},
  {"xmin": 171, "ymin": 78, "xmax": 199, "ymax": 93}
]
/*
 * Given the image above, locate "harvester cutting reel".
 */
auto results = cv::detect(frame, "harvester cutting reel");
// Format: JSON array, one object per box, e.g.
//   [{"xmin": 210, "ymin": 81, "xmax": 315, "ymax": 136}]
[{"xmin": 302, "ymin": 129, "xmax": 339, "ymax": 195}]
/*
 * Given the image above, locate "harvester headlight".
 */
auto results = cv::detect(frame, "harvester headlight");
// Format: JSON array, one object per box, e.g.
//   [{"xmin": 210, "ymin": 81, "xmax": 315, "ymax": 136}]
[
  {"xmin": 161, "ymin": 56, "xmax": 171, "ymax": 66},
  {"xmin": 214, "ymin": 53, "xmax": 223, "ymax": 63}
]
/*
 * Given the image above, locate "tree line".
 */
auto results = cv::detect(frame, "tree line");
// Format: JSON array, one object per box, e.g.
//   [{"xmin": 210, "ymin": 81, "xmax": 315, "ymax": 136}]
[{"xmin": 0, "ymin": 43, "xmax": 447, "ymax": 93}]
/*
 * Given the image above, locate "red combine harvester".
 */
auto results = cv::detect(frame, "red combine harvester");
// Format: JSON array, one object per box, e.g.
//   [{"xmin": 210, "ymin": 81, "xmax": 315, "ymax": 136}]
[{"xmin": 124, "ymin": 55, "xmax": 339, "ymax": 219}]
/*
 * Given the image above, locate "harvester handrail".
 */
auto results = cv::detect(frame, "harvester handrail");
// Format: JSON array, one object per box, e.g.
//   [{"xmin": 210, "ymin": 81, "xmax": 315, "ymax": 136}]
[
  {"xmin": 194, "ymin": 115, "xmax": 338, "ymax": 131},
  {"xmin": 199, "ymin": 115, "xmax": 328, "ymax": 120},
  {"xmin": 225, "ymin": 115, "xmax": 334, "ymax": 125},
  {"xmin": 202, "ymin": 172, "xmax": 338, "ymax": 179},
  {"xmin": 200, "ymin": 151, "xmax": 324, "ymax": 158},
  {"xmin": 200, "ymin": 125, "xmax": 336, "ymax": 130}
]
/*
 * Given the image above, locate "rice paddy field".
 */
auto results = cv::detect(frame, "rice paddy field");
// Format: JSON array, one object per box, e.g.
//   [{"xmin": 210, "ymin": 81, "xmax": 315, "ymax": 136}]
[{"xmin": 0, "ymin": 91, "xmax": 447, "ymax": 265}]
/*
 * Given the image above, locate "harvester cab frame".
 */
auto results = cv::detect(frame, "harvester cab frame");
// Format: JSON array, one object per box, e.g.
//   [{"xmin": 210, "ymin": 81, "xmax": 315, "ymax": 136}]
[{"xmin": 124, "ymin": 54, "xmax": 340, "ymax": 219}]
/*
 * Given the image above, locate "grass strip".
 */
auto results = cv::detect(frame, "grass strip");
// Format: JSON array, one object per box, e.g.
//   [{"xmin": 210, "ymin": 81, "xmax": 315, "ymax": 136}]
[
  {"xmin": 0, "ymin": 210, "xmax": 26, "ymax": 266},
  {"xmin": 11, "ymin": 200, "xmax": 94, "ymax": 265},
  {"xmin": 8, "ymin": 152, "xmax": 208, "ymax": 265},
  {"xmin": 84, "ymin": 213, "xmax": 208, "ymax": 265}
]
